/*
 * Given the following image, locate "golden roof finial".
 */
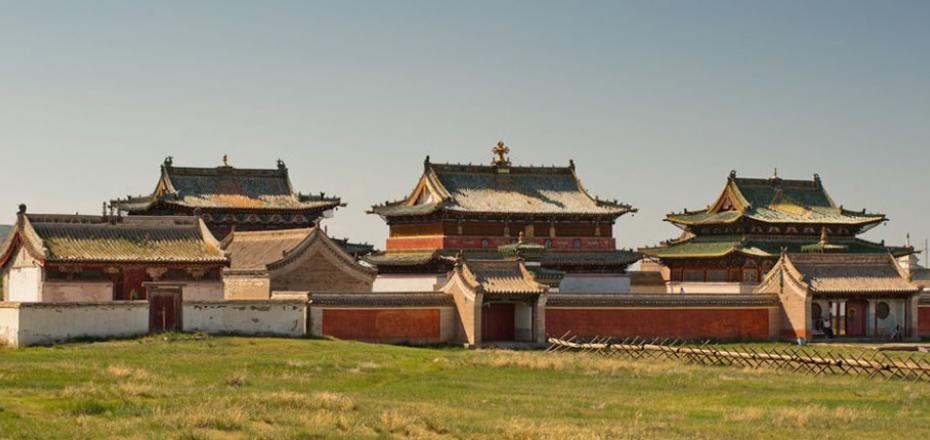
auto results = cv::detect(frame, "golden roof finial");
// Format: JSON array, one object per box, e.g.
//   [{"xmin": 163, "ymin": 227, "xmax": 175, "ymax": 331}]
[{"xmin": 493, "ymin": 141, "xmax": 510, "ymax": 165}]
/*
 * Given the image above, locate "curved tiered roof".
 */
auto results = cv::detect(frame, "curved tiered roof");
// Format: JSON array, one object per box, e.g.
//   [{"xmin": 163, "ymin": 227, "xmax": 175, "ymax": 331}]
[
  {"xmin": 641, "ymin": 171, "xmax": 901, "ymax": 261},
  {"xmin": 370, "ymin": 150, "xmax": 634, "ymax": 219},
  {"xmin": 113, "ymin": 157, "xmax": 342, "ymax": 213},
  {"xmin": 665, "ymin": 172, "xmax": 885, "ymax": 227}
]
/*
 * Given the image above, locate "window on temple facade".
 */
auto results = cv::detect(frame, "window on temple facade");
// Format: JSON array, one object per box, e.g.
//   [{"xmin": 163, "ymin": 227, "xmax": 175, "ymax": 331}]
[{"xmin": 876, "ymin": 302, "xmax": 890, "ymax": 320}]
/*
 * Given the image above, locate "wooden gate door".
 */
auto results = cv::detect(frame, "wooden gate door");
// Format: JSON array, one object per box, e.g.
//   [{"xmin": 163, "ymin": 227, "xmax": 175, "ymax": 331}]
[
  {"xmin": 482, "ymin": 303, "xmax": 515, "ymax": 342},
  {"xmin": 845, "ymin": 300, "xmax": 867, "ymax": 337},
  {"xmin": 149, "ymin": 291, "xmax": 181, "ymax": 333}
]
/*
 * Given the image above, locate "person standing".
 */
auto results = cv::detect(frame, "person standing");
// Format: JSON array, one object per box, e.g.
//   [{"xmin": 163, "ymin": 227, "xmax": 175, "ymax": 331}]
[{"xmin": 822, "ymin": 314, "xmax": 834, "ymax": 339}]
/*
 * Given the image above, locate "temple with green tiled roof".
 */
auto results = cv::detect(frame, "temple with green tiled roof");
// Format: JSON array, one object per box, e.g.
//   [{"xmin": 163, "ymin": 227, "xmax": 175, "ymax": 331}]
[
  {"xmin": 640, "ymin": 171, "xmax": 910, "ymax": 288},
  {"xmin": 111, "ymin": 157, "xmax": 344, "ymax": 239},
  {"xmin": 366, "ymin": 142, "xmax": 639, "ymax": 292}
]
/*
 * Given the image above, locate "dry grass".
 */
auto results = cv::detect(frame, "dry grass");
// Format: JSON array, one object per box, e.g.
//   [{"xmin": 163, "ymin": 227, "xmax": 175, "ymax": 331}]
[
  {"xmin": 2, "ymin": 337, "xmax": 929, "ymax": 439},
  {"xmin": 725, "ymin": 405, "xmax": 876, "ymax": 429},
  {"xmin": 224, "ymin": 372, "xmax": 247, "ymax": 388},
  {"xmin": 473, "ymin": 350, "xmax": 696, "ymax": 378}
]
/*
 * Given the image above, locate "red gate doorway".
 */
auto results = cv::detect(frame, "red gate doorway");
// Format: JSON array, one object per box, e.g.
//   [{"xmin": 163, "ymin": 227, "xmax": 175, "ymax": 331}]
[
  {"xmin": 149, "ymin": 290, "xmax": 182, "ymax": 333},
  {"xmin": 482, "ymin": 302, "xmax": 515, "ymax": 341},
  {"xmin": 845, "ymin": 300, "xmax": 867, "ymax": 337}
]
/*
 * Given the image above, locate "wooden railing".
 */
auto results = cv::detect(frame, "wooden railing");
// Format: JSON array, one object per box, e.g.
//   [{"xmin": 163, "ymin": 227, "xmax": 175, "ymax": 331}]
[{"xmin": 546, "ymin": 333, "xmax": 930, "ymax": 382}]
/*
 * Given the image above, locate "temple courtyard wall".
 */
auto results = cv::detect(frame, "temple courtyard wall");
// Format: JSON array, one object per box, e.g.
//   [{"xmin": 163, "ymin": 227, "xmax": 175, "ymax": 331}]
[
  {"xmin": 1, "ymin": 292, "xmax": 928, "ymax": 348},
  {"xmin": 0, "ymin": 300, "xmax": 308, "ymax": 347}
]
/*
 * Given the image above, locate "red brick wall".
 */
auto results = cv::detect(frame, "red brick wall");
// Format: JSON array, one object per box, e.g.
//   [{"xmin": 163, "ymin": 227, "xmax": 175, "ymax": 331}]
[
  {"xmin": 919, "ymin": 306, "xmax": 930, "ymax": 338},
  {"xmin": 546, "ymin": 307, "xmax": 772, "ymax": 340},
  {"xmin": 322, "ymin": 309, "xmax": 441, "ymax": 343},
  {"xmin": 386, "ymin": 235, "xmax": 616, "ymax": 251}
]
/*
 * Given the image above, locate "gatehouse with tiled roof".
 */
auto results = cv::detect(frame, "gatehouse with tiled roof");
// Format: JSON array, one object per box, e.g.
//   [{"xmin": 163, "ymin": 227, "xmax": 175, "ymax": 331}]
[{"xmin": 756, "ymin": 252, "xmax": 923, "ymax": 340}]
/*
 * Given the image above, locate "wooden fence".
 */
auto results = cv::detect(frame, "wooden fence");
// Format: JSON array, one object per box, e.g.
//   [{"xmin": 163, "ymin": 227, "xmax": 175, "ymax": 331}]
[{"xmin": 546, "ymin": 333, "xmax": 930, "ymax": 382}]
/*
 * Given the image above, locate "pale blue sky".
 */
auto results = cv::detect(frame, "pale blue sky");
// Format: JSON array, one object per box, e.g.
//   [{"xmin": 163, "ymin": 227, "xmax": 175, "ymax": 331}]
[{"xmin": 1, "ymin": 1, "xmax": 928, "ymax": 255}]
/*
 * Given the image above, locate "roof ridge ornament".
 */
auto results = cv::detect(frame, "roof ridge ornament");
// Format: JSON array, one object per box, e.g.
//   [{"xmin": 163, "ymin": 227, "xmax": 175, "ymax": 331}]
[
  {"xmin": 164, "ymin": 156, "xmax": 174, "ymax": 168},
  {"xmin": 492, "ymin": 141, "xmax": 511, "ymax": 166},
  {"xmin": 222, "ymin": 154, "xmax": 230, "ymax": 167}
]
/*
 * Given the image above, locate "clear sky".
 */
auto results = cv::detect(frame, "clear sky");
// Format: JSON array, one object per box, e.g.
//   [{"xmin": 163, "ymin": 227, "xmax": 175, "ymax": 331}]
[{"xmin": 1, "ymin": 1, "xmax": 928, "ymax": 256}]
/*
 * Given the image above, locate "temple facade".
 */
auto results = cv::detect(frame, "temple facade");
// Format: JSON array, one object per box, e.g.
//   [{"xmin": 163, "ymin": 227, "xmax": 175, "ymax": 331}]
[
  {"xmin": 0, "ymin": 205, "xmax": 228, "ymax": 302},
  {"xmin": 640, "ymin": 171, "xmax": 910, "ymax": 293},
  {"xmin": 365, "ymin": 142, "xmax": 640, "ymax": 292},
  {"xmin": 111, "ymin": 157, "xmax": 343, "ymax": 240}
]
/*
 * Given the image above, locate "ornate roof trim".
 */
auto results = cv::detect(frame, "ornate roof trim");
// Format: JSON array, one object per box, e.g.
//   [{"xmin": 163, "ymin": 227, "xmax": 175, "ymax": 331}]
[
  {"xmin": 370, "ymin": 147, "xmax": 635, "ymax": 219},
  {"xmin": 113, "ymin": 158, "xmax": 343, "ymax": 213},
  {"xmin": 665, "ymin": 173, "xmax": 886, "ymax": 227}
]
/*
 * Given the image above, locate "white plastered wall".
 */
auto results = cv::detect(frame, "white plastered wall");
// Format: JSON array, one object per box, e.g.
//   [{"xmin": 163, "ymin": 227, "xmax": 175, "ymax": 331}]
[
  {"xmin": 15, "ymin": 302, "xmax": 149, "ymax": 347},
  {"xmin": 42, "ymin": 282, "xmax": 112, "ymax": 302},
  {"xmin": 559, "ymin": 274, "xmax": 630, "ymax": 293},
  {"xmin": 182, "ymin": 282, "xmax": 225, "ymax": 301},
  {"xmin": 0, "ymin": 305, "xmax": 20, "ymax": 347},
  {"xmin": 183, "ymin": 300, "xmax": 307, "ymax": 337},
  {"xmin": 7, "ymin": 248, "xmax": 42, "ymax": 302},
  {"xmin": 874, "ymin": 299, "xmax": 908, "ymax": 337},
  {"xmin": 373, "ymin": 274, "xmax": 446, "ymax": 292},
  {"xmin": 667, "ymin": 282, "xmax": 756, "ymax": 294}
]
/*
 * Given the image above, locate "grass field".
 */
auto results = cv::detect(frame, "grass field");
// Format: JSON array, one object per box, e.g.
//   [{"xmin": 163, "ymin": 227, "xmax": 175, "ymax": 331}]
[{"xmin": 1, "ymin": 335, "xmax": 929, "ymax": 439}]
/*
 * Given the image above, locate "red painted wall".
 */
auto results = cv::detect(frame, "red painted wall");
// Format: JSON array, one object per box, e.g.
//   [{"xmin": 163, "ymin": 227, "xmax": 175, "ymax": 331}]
[
  {"xmin": 919, "ymin": 306, "xmax": 930, "ymax": 338},
  {"xmin": 322, "ymin": 309, "xmax": 441, "ymax": 344},
  {"xmin": 546, "ymin": 307, "xmax": 772, "ymax": 340},
  {"xmin": 386, "ymin": 235, "xmax": 616, "ymax": 251}
]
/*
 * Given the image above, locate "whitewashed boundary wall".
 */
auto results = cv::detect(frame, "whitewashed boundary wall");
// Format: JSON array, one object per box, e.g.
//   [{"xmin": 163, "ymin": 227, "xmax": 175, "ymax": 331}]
[
  {"xmin": 0, "ymin": 301, "xmax": 148, "ymax": 347},
  {"xmin": 183, "ymin": 300, "xmax": 307, "ymax": 337},
  {"xmin": 0, "ymin": 300, "xmax": 309, "ymax": 347}
]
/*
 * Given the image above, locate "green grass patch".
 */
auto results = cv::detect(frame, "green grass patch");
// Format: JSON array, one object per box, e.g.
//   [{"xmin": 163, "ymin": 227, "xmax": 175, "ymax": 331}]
[{"xmin": 0, "ymin": 336, "xmax": 928, "ymax": 439}]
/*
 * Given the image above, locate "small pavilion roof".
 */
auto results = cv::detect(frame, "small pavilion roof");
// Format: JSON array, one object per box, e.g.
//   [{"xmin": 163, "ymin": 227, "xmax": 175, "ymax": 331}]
[
  {"xmin": 456, "ymin": 258, "xmax": 548, "ymax": 295},
  {"xmin": 760, "ymin": 253, "xmax": 921, "ymax": 296},
  {"xmin": 665, "ymin": 172, "xmax": 885, "ymax": 227},
  {"xmin": 221, "ymin": 227, "xmax": 375, "ymax": 274},
  {"xmin": 370, "ymin": 144, "xmax": 634, "ymax": 219},
  {"xmin": 113, "ymin": 157, "xmax": 342, "ymax": 213},
  {"xmin": 0, "ymin": 210, "xmax": 227, "ymax": 266}
]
